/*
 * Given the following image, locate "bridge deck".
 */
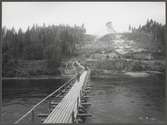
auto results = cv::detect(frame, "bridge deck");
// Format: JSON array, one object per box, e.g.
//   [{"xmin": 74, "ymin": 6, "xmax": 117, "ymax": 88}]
[{"xmin": 43, "ymin": 71, "xmax": 88, "ymax": 123}]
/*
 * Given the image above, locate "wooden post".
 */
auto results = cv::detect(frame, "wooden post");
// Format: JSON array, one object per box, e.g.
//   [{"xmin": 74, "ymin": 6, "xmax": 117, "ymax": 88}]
[
  {"xmin": 71, "ymin": 111, "xmax": 75, "ymax": 123},
  {"xmin": 77, "ymin": 97, "xmax": 79, "ymax": 111},
  {"xmin": 48, "ymin": 100, "xmax": 51, "ymax": 113},
  {"xmin": 31, "ymin": 110, "xmax": 35, "ymax": 122},
  {"xmin": 77, "ymin": 73, "xmax": 80, "ymax": 82},
  {"xmin": 80, "ymin": 90, "xmax": 82, "ymax": 97}
]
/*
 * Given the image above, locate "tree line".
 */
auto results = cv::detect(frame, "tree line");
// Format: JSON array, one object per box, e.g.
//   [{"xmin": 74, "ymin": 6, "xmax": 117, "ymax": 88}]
[
  {"xmin": 128, "ymin": 19, "xmax": 165, "ymax": 53},
  {"xmin": 2, "ymin": 24, "xmax": 86, "ymax": 77},
  {"xmin": 129, "ymin": 19, "xmax": 165, "ymax": 45}
]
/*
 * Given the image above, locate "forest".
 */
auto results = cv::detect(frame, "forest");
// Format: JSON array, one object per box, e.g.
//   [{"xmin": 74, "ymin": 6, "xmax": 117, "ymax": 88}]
[
  {"xmin": 128, "ymin": 19, "xmax": 165, "ymax": 53},
  {"xmin": 2, "ymin": 24, "xmax": 86, "ymax": 77},
  {"xmin": 2, "ymin": 19, "xmax": 165, "ymax": 77}
]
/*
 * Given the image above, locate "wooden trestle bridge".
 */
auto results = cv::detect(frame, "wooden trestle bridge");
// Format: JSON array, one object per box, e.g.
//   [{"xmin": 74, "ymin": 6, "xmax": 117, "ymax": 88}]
[{"xmin": 14, "ymin": 68, "xmax": 92, "ymax": 124}]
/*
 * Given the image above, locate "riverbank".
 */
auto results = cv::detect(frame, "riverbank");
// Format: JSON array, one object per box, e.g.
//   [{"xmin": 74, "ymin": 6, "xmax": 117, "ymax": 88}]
[
  {"xmin": 90, "ymin": 69, "xmax": 165, "ymax": 79},
  {"xmin": 2, "ymin": 58, "xmax": 77, "ymax": 78},
  {"xmin": 2, "ymin": 75, "xmax": 73, "ymax": 80}
]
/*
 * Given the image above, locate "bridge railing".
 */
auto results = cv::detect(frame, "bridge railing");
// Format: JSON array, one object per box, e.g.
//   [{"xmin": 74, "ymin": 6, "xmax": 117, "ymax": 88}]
[{"xmin": 14, "ymin": 75, "xmax": 77, "ymax": 124}]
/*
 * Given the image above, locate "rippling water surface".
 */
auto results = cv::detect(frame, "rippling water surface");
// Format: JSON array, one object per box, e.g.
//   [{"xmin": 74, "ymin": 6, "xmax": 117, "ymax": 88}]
[
  {"xmin": 86, "ymin": 73, "xmax": 165, "ymax": 123},
  {"xmin": 2, "ymin": 78, "xmax": 66, "ymax": 124},
  {"xmin": 2, "ymin": 73, "xmax": 166, "ymax": 124}
]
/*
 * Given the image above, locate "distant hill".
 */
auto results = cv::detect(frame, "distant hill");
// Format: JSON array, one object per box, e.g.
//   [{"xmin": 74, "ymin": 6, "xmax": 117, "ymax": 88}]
[{"xmin": 121, "ymin": 32, "xmax": 164, "ymax": 53}]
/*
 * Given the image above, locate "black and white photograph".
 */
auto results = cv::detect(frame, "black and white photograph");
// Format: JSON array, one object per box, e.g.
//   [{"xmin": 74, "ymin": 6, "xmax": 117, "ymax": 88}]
[{"xmin": 1, "ymin": 1, "xmax": 166, "ymax": 124}]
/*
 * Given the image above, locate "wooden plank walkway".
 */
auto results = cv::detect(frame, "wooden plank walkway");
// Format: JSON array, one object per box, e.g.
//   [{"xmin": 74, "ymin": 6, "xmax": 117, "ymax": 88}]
[{"xmin": 43, "ymin": 71, "xmax": 88, "ymax": 123}]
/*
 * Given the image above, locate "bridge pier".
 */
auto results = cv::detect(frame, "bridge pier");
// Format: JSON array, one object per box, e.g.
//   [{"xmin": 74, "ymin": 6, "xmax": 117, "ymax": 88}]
[{"xmin": 31, "ymin": 110, "xmax": 35, "ymax": 122}]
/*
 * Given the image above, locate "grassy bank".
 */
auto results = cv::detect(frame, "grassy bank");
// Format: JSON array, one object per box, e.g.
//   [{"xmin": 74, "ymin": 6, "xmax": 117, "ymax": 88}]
[{"xmin": 3, "ymin": 60, "xmax": 61, "ymax": 77}]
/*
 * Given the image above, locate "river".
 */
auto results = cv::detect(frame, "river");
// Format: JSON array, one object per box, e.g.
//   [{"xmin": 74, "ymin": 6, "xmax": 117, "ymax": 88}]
[
  {"xmin": 2, "ymin": 72, "xmax": 166, "ymax": 124},
  {"xmin": 2, "ymin": 78, "xmax": 66, "ymax": 124},
  {"xmin": 86, "ymin": 72, "xmax": 165, "ymax": 124}
]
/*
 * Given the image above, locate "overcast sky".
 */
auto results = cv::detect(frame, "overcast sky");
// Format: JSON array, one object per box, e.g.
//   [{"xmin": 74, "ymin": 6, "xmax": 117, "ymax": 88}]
[{"xmin": 2, "ymin": 2, "xmax": 166, "ymax": 35}]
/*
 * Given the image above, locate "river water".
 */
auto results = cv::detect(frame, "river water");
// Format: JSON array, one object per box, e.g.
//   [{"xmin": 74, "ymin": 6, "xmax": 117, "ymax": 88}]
[
  {"xmin": 2, "ymin": 73, "xmax": 166, "ymax": 124},
  {"xmin": 86, "ymin": 72, "xmax": 166, "ymax": 124},
  {"xmin": 2, "ymin": 78, "xmax": 66, "ymax": 124}
]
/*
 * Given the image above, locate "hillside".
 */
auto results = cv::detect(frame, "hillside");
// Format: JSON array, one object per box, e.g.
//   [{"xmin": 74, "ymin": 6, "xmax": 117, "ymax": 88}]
[
  {"xmin": 79, "ymin": 32, "xmax": 165, "ymax": 75},
  {"xmin": 3, "ymin": 20, "xmax": 165, "ymax": 78}
]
